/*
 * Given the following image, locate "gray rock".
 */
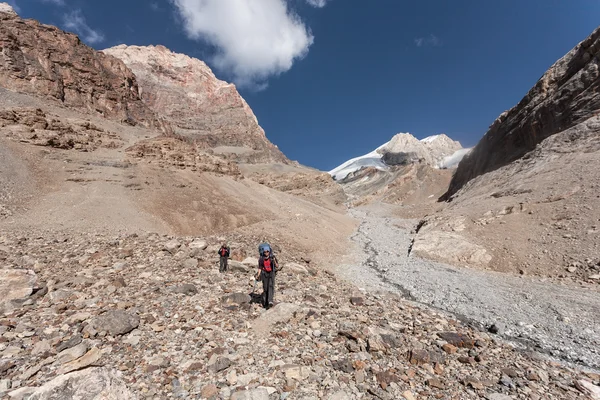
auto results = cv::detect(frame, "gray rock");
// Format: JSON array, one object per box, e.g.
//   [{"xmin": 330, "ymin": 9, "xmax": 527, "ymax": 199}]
[
  {"xmin": 56, "ymin": 343, "xmax": 88, "ymax": 365},
  {"xmin": 0, "ymin": 379, "xmax": 11, "ymax": 392},
  {"xmin": 208, "ymin": 357, "xmax": 231, "ymax": 373},
  {"xmin": 56, "ymin": 335, "xmax": 83, "ymax": 353},
  {"xmin": 171, "ymin": 284, "xmax": 198, "ymax": 295},
  {"xmin": 252, "ymin": 303, "xmax": 300, "ymax": 334},
  {"xmin": 489, "ymin": 322, "xmax": 506, "ymax": 335},
  {"xmin": 0, "ymin": 269, "xmax": 37, "ymax": 315},
  {"xmin": 188, "ymin": 239, "xmax": 208, "ymax": 250},
  {"xmin": 486, "ymin": 394, "xmax": 514, "ymax": 400},
  {"xmin": 90, "ymin": 310, "xmax": 140, "ymax": 336},
  {"xmin": 229, "ymin": 260, "xmax": 250, "ymax": 273},
  {"xmin": 222, "ymin": 292, "xmax": 251, "ymax": 305},
  {"xmin": 329, "ymin": 391, "xmax": 352, "ymax": 400},
  {"xmin": 164, "ymin": 239, "xmax": 181, "ymax": 254},
  {"xmin": 24, "ymin": 367, "xmax": 135, "ymax": 399},
  {"xmin": 181, "ymin": 258, "xmax": 198, "ymax": 269},
  {"xmin": 230, "ymin": 388, "xmax": 270, "ymax": 400}
]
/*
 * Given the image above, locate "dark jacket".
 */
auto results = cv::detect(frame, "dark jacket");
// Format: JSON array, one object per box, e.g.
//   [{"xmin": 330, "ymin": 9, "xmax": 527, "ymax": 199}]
[{"xmin": 218, "ymin": 246, "xmax": 230, "ymax": 258}]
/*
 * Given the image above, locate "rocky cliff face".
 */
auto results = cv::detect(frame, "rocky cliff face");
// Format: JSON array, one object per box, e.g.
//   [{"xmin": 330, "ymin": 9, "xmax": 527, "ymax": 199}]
[
  {"xmin": 0, "ymin": 5, "xmax": 167, "ymax": 131},
  {"xmin": 413, "ymin": 27, "xmax": 600, "ymax": 280},
  {"xmin": 103, "ymin": 45, "xmax": 287, "ymax": 163},
  {"xmin": 443, "ymin": 26, "xmax": 600, "ymax": 200}
]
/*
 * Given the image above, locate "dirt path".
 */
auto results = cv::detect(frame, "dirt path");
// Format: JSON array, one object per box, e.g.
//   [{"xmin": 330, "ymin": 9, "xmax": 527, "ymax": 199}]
[{"xmin": 334, "ymin": 205, "xmax": 600, "ymax": 370}]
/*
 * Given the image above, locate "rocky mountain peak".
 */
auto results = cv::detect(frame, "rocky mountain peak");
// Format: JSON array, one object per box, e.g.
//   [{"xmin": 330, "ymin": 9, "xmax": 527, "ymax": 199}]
[
  {"xmin": 0, "ymin": 10, "xmax": 166, "ymax": 132},
  {"xmin": 0, "ymin": 2, "xmax": 16, "ymax": 15},
  {"xmin": 103, "ymin": 44, "xmax": 288, "ymax": 163}
]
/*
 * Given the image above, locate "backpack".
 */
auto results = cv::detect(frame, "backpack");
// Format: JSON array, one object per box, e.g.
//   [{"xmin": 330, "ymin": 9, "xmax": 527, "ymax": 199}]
[{"xmin": 258, "ymin": 242, "xmax": 272, "ymax": 257}]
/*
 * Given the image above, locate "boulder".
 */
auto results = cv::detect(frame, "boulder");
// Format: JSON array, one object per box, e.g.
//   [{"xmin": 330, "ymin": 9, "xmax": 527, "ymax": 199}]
[
  {"xmin": 229, "ymin": 260, "xmax": 251, "ymax": 273},
  {"xmin": 222, "ymin": 293, "xmax": 251, "ymax": 305},
  {"xmin": 163, "ymin": 239, "xmax": 181, "ymax": 254},
  {"xmin": 252, "ymin": 303, "xmax": 299, "ymax": 334},
  {"xmin": 0, "ymin": 269, "xmax": 37, "ymax": 315},
  {"xmin": 411, "ymin": 231, "xmax": 492, "ymax": 267},
  {"xmin": 171, "ymin": 284, "xmax": 198, "ymax": 295},
  {"xmin": 230, "ymin": 388, "xmax": 269, "ymax": 400},
  {"xmin": 22, "ymin": 368, "xmax": 135, "ymax": 399},
  {"xmin": 90, "ymin": 310, "xmax": 140, "ymax": 336},
  {"xmin": 283, "ymin": 262, "xmax": 309, "ymax": 275}
]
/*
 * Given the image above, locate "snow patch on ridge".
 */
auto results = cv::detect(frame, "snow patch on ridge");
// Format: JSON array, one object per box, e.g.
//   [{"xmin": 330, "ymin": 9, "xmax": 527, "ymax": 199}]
[
  {"xmin": 329, "ymin": 141, "xmax": 390, "ymax": 181},
  {"xmin": 438, "ymin": 148, "xmax": 471, "ymax": 169}
]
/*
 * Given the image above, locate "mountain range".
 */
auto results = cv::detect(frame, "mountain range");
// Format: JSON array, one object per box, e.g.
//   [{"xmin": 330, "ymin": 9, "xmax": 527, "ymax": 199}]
[{"xmin": 0, "ymin": 3, "xmax": 599, "ymax": 398}]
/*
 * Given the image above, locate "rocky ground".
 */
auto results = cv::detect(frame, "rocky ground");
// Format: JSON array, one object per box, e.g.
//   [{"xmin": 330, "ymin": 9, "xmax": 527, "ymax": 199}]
[
  {"xmin": 1, "ymin": 228, "xmax": 600, "ymax": 400},
  {"xmin": 334, "ymin": 205, "xmax": 600, "ymax": 371}
]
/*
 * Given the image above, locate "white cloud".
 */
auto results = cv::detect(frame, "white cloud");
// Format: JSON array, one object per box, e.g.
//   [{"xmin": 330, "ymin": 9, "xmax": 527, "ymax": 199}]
[
  {"xmin": 63, "ymin": 10, "xmax": 105, "ymax": 45},
  {"xmin": 170, "ymin": 0, "xmax": 314, "ymax": 89},
  {"xmin": 40, "ymin": 0, "xmax": 66, "ymax": 6},
  {"xmin": 305, "ymin": 0, "xmax": 328, "ymax": 7},
  {"xmin": 415, "ymin": 34, "xmax": 441, "ymax": 47}
]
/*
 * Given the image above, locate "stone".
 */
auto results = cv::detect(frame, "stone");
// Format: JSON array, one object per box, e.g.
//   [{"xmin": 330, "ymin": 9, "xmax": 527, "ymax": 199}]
[
  {"xmin": 350, "ymin": 296, "xmax": 365, "ymax": 306},
  {"xmin": 241, "ymin": 257, "xmax": 258, "ymax": 266},
  {"xmin": 31, "ymin": 340, "xmax": 53, "ymax": 356},
  {"xmin": 208, "ymin": 357, "xmax": 231, "ymax": 373},
  {"xmin": 56, "ymin": 336, "xmax": 83, "ymax": 353},
  {"xmin": 282, "ymin": 365, "xmax": 311, "ymax": 380},
  {"xmin": 171, "ymin": 284, "xmax": 198, "ymax": 295},
  {"xmin": 200, "ymin": 384, "xmax": 218, "ymax": 399},
  {"xmin": 57, "ymin": 347, "xmax": 102, "ymax": 375},
  {"xmin": 252, "ymin": 303, "xmax": 299, "ymax": 334},
  {"xmin": 164, "ymin": 239, "xmax": 181, "ymax": 254},
  {"xmin": 486, "ymin": 394, "xmax": 514, "ymax": 400},
  {"xmin": 437, "ymin": 332, "xmax": 475, "ymax": 348},
  {"xmin": 189, "ymin": 240, "xmax": 208, "ymax": 250},
  {"xmin": 0, "ymin": 269, "xmax": 37, "ymax": 315},
  {"xmin": 441, "ymin": 343, "xmax": 457, "ymax": 354},
  {"xmin": 181, "ymin": 258, "xmax": 198, "ymax": 269},
  {"xmin": 489, "ymin": 322, "xmax": 506, "ymax": 335},
  {"xmin": 284, "ymin": 262, "xmax": 309, "ymax": 275},
  {"xmin": 23, "ymin": 367, "xmax": 134, "ymax": 399},
  {"xmin": 222, "ymin": 292, "xmax": 251, "ymax": 305},
  {"xmin": 56, "ymin": 343, "xmax": 88, "ymax": 365},
  {"xmin": 427, "ymin": 378, "xmax": 446, "ymax": 389},
  {"xmin": 575, "ymin": 380, "xmax": 600, "ymax": 399},
  {"xmin": 90, "ymin": 310, "xmax": 140, "ymax": 336},
  {"xmin": 230, "ymin": 388, "xmax": 270, "ymax": 400},
  {"xmin": 402, "ymin": 391, "xmax": 416, "ymax": 400},
  {"xmin": 0, "ymin": 379, "xmax": 11, "ymax": 392},
  {"xmin": 329, "ymin": 391, "xmax": 352, "ymax": 400},
  {"xmin": 412, "ymin": 232, "xmax": 492, "ymax": 267},
  {"xmin": 229, "ymin": 261, "xmax": 251, "ymax": 273}
]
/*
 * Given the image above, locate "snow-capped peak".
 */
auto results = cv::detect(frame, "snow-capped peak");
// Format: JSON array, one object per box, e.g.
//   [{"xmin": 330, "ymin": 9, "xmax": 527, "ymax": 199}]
[{"xmin": 329, "ymin": 132, "xmax": 467, "ymax": 181}]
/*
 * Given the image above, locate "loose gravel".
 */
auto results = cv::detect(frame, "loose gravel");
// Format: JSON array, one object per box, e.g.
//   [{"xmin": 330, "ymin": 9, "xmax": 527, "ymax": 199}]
[{"xmin": 334, "ymin": 207, "xmax": 600, "ymax": 370}]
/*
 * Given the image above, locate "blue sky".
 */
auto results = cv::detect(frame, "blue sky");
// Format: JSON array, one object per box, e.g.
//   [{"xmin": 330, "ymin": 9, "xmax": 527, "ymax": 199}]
[{"xmin": 14, "ymin": 0, "xmax": 600, "ymax": 170}]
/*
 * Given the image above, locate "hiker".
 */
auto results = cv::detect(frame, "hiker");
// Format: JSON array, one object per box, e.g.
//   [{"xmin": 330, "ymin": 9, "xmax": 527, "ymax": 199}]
[
  {"xmin": 218, "ymin": 243, "xmax": 230, "ymax": 273},
  {"xmin": 256, "ymin": 244, "xmax": 279, "ymax": 309}
]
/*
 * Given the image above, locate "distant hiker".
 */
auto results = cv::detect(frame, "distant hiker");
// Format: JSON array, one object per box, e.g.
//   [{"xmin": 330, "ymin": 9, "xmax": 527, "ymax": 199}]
[
  {"xmin": 256, "ymin": 243, "xmax": 279, "ymax": 309},
  {"xmin": 218, "ymin": 243, "xmax": 230, "ymax": 273}
]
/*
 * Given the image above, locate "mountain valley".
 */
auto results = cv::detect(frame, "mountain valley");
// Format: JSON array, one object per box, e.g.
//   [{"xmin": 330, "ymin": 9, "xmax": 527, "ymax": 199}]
[{"xmin": 0, "ymin": 4, "xmax": 599, "ymax": 400}]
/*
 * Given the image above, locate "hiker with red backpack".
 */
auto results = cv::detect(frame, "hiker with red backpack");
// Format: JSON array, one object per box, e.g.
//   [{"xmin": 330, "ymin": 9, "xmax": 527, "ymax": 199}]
[
  {"xmin": 256, "ymin": 243, "xmax": 279, "ymax": 309},
  {"xmin": 218, "ymin": 243, "xmax": 230, "ymax": 273}
]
